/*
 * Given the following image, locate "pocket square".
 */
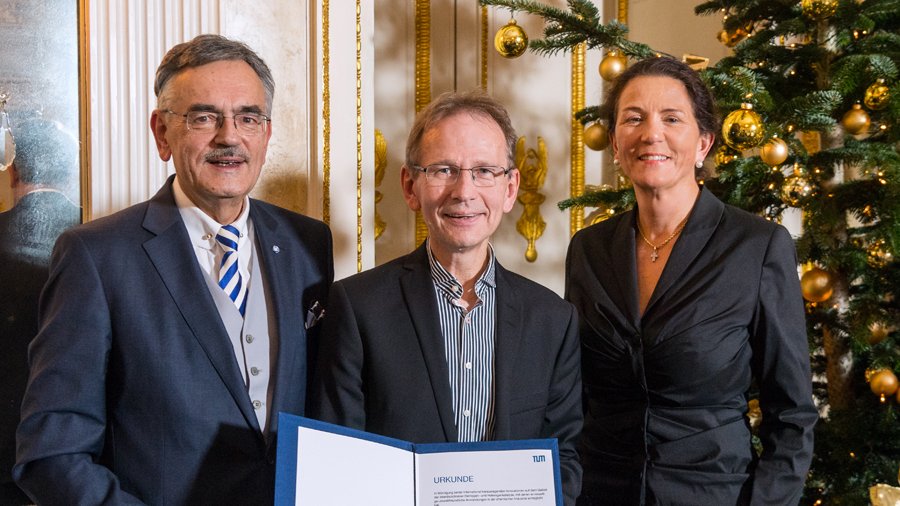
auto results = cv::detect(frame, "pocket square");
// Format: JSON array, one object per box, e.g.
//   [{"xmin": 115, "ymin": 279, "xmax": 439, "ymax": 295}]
[{"xmin": 305, "ymin": 300, "xmax": 325, "ymax": 329}]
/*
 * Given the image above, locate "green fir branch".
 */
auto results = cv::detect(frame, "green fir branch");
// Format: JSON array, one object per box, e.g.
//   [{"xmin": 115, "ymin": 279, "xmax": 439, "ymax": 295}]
[
  {"xmin": 860, "ymin": 0, "xmax": 900, "ymax": 25},
  {"xmin": 783, "ymin": 90, "xmax": 842, "ymax": 127},
  {"xmin": 831, "ymin": 54, "xmax": 875, "ymax": 95},
  {"xmin": 574, "ymin": 106, "xmax": 601, "ymax": 125},
  {"xmin": 557, "ymin": 187, "xmax": 634, "ymax": 211},
  {"xmin": 855, "ymin": 31, "xmax": 900, "ymax": 56},
  {"xmin": 480, "ymin": 0, "xmax": 657, "ymax": 58}
]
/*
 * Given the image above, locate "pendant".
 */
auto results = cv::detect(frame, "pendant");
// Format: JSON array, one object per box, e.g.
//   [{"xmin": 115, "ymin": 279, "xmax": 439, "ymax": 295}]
[{"xmin": 650, "ymin": 248, "xmax": 659, "ymax": 262}]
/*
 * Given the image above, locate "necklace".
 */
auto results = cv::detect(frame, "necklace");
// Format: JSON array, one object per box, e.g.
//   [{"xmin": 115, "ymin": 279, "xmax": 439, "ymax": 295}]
[{"xmin": 637, "ymin": 216, "xmax": 688, "ymax": 262}]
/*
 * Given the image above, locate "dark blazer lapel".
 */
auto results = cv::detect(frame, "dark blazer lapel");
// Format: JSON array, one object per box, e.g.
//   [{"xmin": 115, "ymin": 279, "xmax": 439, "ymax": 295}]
[
  {"xmin": 399, "ymin": 245, "xmax": 459, "ymax": 442},
  {"xmin": 610, "ymin": 212, "xmax": 641, "ymax": 327},
  {"xmin": 249, "ymin": 202, "xmax": 305, "ymax": 436},
  {"xmin": 491, "ymin": 264, "xmax": 523, "ymax": 440},
  {"xmin": 644, "ymin": 187, "xmax": 724, "ymax": 316},
  {"xmin": 141, "ymin": 180, "xmax": 260, "ymax": 433}
]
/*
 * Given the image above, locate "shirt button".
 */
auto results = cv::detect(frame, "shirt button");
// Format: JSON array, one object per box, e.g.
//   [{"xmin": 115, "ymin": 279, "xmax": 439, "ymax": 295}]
[
  {"xmin": 250, "ymin": 367, "xmax": 260, "ymax": 376},
  {"xmin": 465, "ymin": 362, "xmax": 472, "ymax": 370},
  {"xmin": 246, "ymin": 334, "xmax": 254, "ymax": 343},
  {"xmin": 464, "ymin": 315, "xmax": 471, "ymax": 324},
  {"xmin": 463, "ymin": 409, "xmax": 471, "ymax": 417},
  {"xmin": 252, "ymin": 400, "xmax": 262, "ymax": 410}
]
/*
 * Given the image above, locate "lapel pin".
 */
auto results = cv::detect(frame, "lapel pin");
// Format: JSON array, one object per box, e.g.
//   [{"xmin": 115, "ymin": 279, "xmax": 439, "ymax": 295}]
[{"xmin": 272, "ymin": 245, "xmax": 281, "ymax": 253}]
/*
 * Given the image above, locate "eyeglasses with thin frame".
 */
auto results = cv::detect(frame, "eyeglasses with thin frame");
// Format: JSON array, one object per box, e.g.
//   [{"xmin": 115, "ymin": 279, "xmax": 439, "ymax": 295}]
[
  {"xmin": 162, "ymin": 109, "xmax": 270, "ymax": 136},
  {"xmin": 411, "ymin": 164, "xmax": 512, "ymax": 187}
]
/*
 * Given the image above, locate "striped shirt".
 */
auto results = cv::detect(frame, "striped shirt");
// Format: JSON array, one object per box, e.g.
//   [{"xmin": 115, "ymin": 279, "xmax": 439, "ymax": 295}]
[{"xmin": 427, "ymin": 244, "xmax": 496, "ymax": 442}]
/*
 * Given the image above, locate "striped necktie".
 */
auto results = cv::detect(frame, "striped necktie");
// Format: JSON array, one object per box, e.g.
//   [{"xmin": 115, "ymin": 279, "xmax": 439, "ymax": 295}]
[{"xmin": 216, "ymin": 224, "xmax": 247, "ymax": 316}]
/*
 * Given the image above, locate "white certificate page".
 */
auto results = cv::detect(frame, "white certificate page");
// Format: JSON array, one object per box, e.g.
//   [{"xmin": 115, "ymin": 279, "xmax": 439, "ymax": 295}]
[
  {"xmin": 415, "ymin": 448, "xmax": 557, "ymax": 506},
  {"xmin": 294, "ymin": 426, "xmax": 415, "ymax": 506}
]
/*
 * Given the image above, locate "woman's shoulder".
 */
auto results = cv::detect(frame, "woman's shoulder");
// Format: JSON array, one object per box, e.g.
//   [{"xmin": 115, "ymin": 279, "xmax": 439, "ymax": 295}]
[
  {"xmin": 571, "ymin": 209, "xmax": 632, "ymax": 246},
  {"xmin": 720, "ymin": 202, "xmax": 785, "ymax": 237}
]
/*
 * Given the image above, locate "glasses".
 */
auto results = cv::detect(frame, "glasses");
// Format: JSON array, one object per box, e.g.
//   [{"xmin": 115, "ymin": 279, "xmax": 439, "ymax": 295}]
[
  {"xmin": 411, "ymin": 164, "xmax": 511, "ymax": 187},
  {"xmin": 163, "ymin": 109, "xmax": 270, "ymax": 135}
]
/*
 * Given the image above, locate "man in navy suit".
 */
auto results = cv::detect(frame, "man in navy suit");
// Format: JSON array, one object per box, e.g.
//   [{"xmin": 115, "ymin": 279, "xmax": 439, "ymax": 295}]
[
  {"xmin": 311, "ymin": 91, "xmax": 582, "ymax": 504},
  {"xmin": 14, "ymin": 34, "xmax": 332, "ymax": 505}
]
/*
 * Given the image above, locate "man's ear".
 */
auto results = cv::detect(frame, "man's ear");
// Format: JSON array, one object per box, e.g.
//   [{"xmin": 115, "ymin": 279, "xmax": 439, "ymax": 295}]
[
  {"xmin": 150, "ymin": 110, "xmax": 172, "ymax": 162},
  {"xmin": 401, "ymin": 165, "xmax": 421, "ymax": 212},
  {"xmin": 501, "ymin": 167, "xmax": 520, "ymax": 213}
]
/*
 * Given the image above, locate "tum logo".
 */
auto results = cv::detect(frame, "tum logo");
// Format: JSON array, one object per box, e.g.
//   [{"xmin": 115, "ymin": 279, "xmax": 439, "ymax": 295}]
[{"xmin": 532, "ymin": 455, "xmax": 546, "ymax": 463}]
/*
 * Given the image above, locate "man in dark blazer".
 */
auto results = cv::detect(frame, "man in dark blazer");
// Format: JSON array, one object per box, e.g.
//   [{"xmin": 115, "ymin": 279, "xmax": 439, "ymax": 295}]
[
  {"xmin": 0, "ymin": 119, "xmax": 80, "ymax": 505},
  {"xmin": 13, "ymin": 35, "xmax": 333, "ymax": 505},
  {"xmin": 311, "ymin": 91, "xmax": 582, "ymax": 505}
]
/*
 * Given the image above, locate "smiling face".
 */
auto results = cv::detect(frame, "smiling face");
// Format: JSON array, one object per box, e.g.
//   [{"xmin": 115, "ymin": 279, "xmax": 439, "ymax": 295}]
[
  {"xmin": 611, "ymin": 75, "xmax": 713, "ymax": 195},
  {"xmin": 401, "ymin": 111, "xmax": 519, "ymax": 265},
  {"xmin": 150, "ymin": 59, "xmax": 272, "ymax": 224}
]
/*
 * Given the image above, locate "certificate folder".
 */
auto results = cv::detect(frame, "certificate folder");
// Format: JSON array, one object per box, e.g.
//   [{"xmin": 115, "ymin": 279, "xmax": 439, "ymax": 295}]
[{"xmin": 275, "ymin": 413, "xmax": 562, "ymax": 506}]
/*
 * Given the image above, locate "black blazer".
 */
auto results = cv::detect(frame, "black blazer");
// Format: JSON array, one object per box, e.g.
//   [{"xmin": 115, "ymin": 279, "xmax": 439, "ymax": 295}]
[
  {"xmin": 13, "ymin": 177, "xmax": 333, "ymax": 505},
  {"xmin": 311, "ymin": 244, "xmax": 583, "ymax": 504},
  {"xmin": 566, "ymin": 188, "xmax": 817, "ymax": 505}
]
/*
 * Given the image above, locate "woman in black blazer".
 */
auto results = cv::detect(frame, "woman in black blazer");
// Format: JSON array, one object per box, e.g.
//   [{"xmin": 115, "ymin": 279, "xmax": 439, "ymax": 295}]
[{"xmin": 566, "ymin": 57, "xmax": 817, "ymax": 505}]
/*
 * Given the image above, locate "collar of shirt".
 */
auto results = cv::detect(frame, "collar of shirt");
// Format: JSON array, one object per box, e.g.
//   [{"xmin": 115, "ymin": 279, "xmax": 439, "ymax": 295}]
[
  {"xmin": 425, "ymin": 239, "xmax": 497, "ymax": 302},
  {"xmin": 172, "ymin": 176, "xmax": 254, "ymax": 277},
  {"xmin": 173, "ymin": 176, "xmax": 251, "ymax": 251}
]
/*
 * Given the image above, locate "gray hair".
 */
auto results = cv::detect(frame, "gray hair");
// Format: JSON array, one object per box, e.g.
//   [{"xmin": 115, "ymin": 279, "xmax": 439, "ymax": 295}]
[
  {"xmin": 12, "ymin": 119, "xmax": 79, "ymax": 187},
  {"xmin": 405, "ymin": 90, "xmax": 517, "ymax": 169},
  {"xmin": 154, "ymin": 34, "xmax": 274, "ymax": 112}
]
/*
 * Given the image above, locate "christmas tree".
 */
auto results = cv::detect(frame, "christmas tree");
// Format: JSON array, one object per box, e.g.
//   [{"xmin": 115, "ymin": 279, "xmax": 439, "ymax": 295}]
[{"xmin": 482, "ymin": 0, "xmax": 900, "ymax": 503}]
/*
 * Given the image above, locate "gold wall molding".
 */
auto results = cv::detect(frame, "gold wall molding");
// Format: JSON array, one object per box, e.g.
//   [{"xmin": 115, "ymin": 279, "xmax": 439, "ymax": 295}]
[
  {"xmin": 515, "ymin": 136, "xmax": 548, "ymax": 262},
  {"xmin": 569, "ymin": 42, "xmax": 586, "ymax": 236},
  {"xmin": 355, "ymin": 0, "xmax": 363, "ymax": 272},
  {"xmin": 78, "ymin": 0, "xmax": 92, "ymax": 222},
  {"xmin": 414, "ymin": 0, "xmax": 432, "ymax": 246},
  {"xmin": 374, "ymin": 129, "xmax": 387, "ymax": 240},
  {"xmin": 321, "ymin": 0, "xmax": 332, "ymax": 225},
  {"xmin": 480, "ymin": 6, "xmax": 489, "ymax": 90}
]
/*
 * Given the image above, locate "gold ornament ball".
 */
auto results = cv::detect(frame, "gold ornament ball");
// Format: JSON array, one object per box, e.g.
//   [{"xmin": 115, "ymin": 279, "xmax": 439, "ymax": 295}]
[
  {"xmin": 722, "ymin": 103, "xmax": 765, "ymax": 151},
  {"xmin": 868, "ymin": 322, "xmax": 891, "ymax": 346},
  {"xmin": 801, "ymin": 0, "xmax": 839, "ymax": 20},
  {"xmin": 782, "ymin": 166, "xmax": 812, "ymax": 206},
  {"xmin": 584, "ymin": 123, "xmax": 609, "ymax": 151},
  {"xmin": 869, "ymin": 369, "xmax": 899, "ymax": 401},
  {"xmin": 800, "ymin": 266, "xmax": 834, "ymax": 302},
  {"xmin": 842, "ymin": 103, "xmax": 871, "ymax": 135},
  {"xmin": 760, "ymin": 137, "xmax": 789, "ymax": 166},
  {"xmin": 715, "ymin": 145, "xmax": 740, "ymax": 165},
  {"xmin": 864, "ymin": 79, "xmax": 891, "ymax": 111},
  {"xmin": 599, "ymin": 51, "xmax": 627, "ymax": 82},
  {"xmin": 494, "ymin": 19, "xmax": 528, "ymax": 59}
]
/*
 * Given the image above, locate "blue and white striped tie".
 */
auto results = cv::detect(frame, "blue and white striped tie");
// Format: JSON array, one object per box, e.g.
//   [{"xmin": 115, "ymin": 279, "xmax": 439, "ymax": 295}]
[{"xmin": 216, "ymin": 224, "xmax": 247, "ymax": 316}]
